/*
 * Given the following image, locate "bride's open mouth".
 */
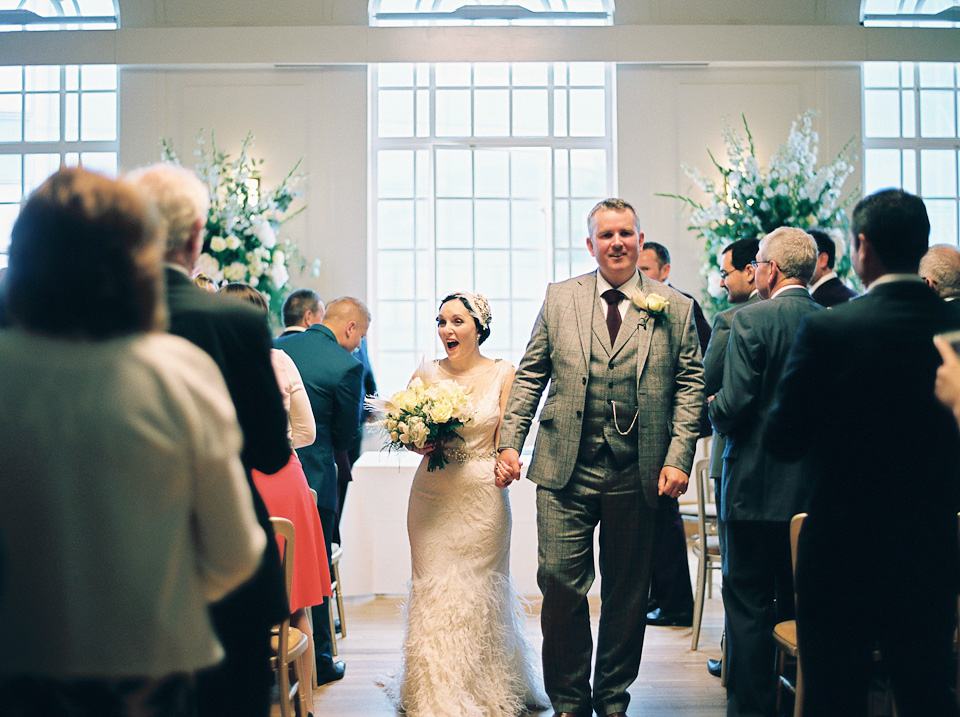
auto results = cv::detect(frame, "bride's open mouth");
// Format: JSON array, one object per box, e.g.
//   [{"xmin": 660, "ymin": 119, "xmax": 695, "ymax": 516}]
[{"xmin": 446, "ymin": 340, "xmax": 459, "ymax": 350}]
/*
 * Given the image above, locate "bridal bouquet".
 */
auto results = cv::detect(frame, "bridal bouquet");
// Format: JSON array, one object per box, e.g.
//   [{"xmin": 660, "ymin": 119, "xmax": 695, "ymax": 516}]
[{"xmin": 371, "ymin": 377, "xmax": 473, "ymax": 472}]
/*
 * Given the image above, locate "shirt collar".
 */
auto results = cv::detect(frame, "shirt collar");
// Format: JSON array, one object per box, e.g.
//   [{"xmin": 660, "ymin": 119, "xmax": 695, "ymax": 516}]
[
  {"xmin": 869, "ymin": 273, "xmax": 924, "ymax": 291},
  {"xmin": 596, "ymin": 269, "xmax": 640, "ymax": 299},
  {"xmin": 808, "ymin": 270, "xmax": 837, "ymax": 293},
  {"xmin": 770, "ymin": 283, "xmax": 809, "ymax": 300}
]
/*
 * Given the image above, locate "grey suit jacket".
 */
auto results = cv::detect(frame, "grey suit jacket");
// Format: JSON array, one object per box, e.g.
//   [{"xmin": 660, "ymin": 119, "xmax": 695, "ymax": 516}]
[
  {"xmin": 708, "ymin": 286, "xmax": 824, "ymax": 521},
  {"xmin": 703, "ymin": 292, "xmax": 761, "ymax": 478},
  {"xmin": 499, "ymin": 270, "xmax": 705, "ymax": 505}
]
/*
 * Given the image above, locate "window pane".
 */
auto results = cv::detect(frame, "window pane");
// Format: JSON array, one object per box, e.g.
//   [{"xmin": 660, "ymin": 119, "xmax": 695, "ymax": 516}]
[
  {"xmin": 902, "ymin": 89, "xmax": 916, "ymax": 138},
  {"xmin": 512, "ymin": 64, "xmax": 548, "ymax": 86},
  {"xmin": 568, "ymin": 62, "xmax": 604, "ymax": 86},
  {"xmin": 416, "ymin": 89, "xmax": 430, "ymax": 137},
  {"xmin": 378, "ymin": 150, "xmax": 415, "ymax": 198},
  {"xmin": 0, "ymin": 67, "xmax": 22, "ymax": 92},
  {"xmin": 474, "ymin": 199, "xmax": 510, "ymax": 247},
  {"xmin": 379, "ymin": 63, "xmax": 414, "ymax": 87},
  {"xmin": 511, "ymin": 150, "xmax": 549, "ymax": 199},
  {"xmin": 512, "ymin": 250, "xmax": 547, "ymax": 297},
  {"xmin": 436, "ymin": 149, "xmax": 472, "ymax": 197},
  {"xmin": 65, "ymin": 92, "xmax": 79, "ymax": 141},
  {"xmin": 435, "ymin": 249, "xmax": 474, "ymax": 289},
  {"xmin": 0, "ymin": 94, "xmax": 23, "ymax": 142},
  {"xmin": 23, "ymin": 153, "xmax": 59, "ymax": 195},
  {"xmin": 474, "ymin": 89, "xmax": 510, "ymax": 136},
  {"xmin": 512, "ymin": 89, "xmax": 548, "ymax": 136},
  {"xmin": 65, "ymin": 65, "xmax": 79, "ymax": 91},
  {"xmin": 24, "ymin": 66, "xmax": 58, "ymax": 92},
  {"xmin": 511, "ymin": 200, "xmax": 547, "ymax": 249},
  {"xmin": 80, "ymin": 91, "xmax": 116, "ymax": 141},
  {"xmin": 378, "ymin": 89, "xmax": 415, "ymax": 137},
  {"xmin": 919, "ymin": 62, "xmax": 954, "ymax": 88},
  {"xmin": 920, "ymin": 90, "xmax": 956, "ymax": 137},
  {"xmin": 570, "ymin": 149, "xmax": 607, "ymax": 197},
  {"xmin": 378, "ymin": 200, "xmax": 416, "ymax": 248},
  {"xmin": 864, "ymin": 90, "xmax": 901, "ymax": 137},
  {"xmin": 920, "ymin": 149, "xmax": 957, "ymax": 197},
  {"xmin": 435, "ymin": 89, "xmax": 471, "ymax": 136},
  {"xmin": 24, "ymin": 93, "xmax": 59, "ymax": 141},
  {"xmin": 554, "ymin": 198, "xmax": 570, "ymax": 248},
  {"xmin": 903, "ymin": 149, "xmax": 918, "ymax": 193},
  {"xmin": 864, "ymin": 148, "xmax": 902, "ymax": 194},
  {"xmin": 474, "ymin": 149, "xmax": 510, "ymax": 198},
  {"xmin": 378, "ymin": 251, "xmax": 416, "ymax": 301},
  {"xmin": 863, "ymin": 62, "xmax": 900, "ymax": 88},
  {"xmin": 0, "ymin": 155, "xmax": 21, "ymax": 202},
  {"xmin": 554, "ymin": 88, "xmax": 568, "ymax": 137},
  {"xmin": 435, "ymin": 63, "xmax": 471, "ymax": 87},
  {"xmin": 435, "ymin": 199, "xmax": 473, "ymax": 247},
  {"xmin": 79, "ymin": 153, "xmax": 115, "ymax": 176},
  {"xmin": 0, "ymin": 204, "xmax": 18, "ymax": 254},
  {"xmin": 926, "ymin": 199, "xmax": 958, "ymax": 245},
  {"xmin": 569, "ymin": 88, "xmax": 605, "ymax": 136},
  {"xmin": 475, "ymin": 63, "xmax": 509, "ymax": 86},
  {"xmin": 377, "ymin": 301, "xmax": 417, "ymax": 351},
  {"xmin": 474, "ymin": 248, "xmax": 511, "ymax": 296},
  {"xmin": 80, "ymin": 65, "xmax": 116, "ymax": 91}
]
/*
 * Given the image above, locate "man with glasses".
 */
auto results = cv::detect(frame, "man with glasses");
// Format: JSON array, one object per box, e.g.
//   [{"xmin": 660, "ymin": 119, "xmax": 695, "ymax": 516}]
[
  {"xmin": 707, "ymin": 228, "xmax": 823, "ymax": 717},
  {"xmin": 699, "ymin": 237, "xmax": 760, "ymax": 678}
]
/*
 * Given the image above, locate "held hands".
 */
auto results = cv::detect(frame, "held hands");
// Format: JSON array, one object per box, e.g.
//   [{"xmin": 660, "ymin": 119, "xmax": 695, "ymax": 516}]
[
  {"xmin": 495, "ymin": 448, "xmax": 522, "ymax": 489},
  {"xmin": 409, "ymin": 441, "xmax": 438, "ymax": 457},
  {"xmin": 658, "ymin": 465, "xmax": 689, "ymax": 499}
]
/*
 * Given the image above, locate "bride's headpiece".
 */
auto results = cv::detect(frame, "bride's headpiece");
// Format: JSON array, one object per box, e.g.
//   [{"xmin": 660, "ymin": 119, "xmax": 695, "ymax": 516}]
[{"xmin": 450, "ymin": 291, "xmax": 492, "ymax": 330}]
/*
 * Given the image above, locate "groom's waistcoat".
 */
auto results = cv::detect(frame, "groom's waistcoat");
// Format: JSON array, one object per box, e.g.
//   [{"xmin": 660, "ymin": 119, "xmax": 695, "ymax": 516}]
[{"xmin": 578, "ymin": 299, "xmax": 640, "ymax": 467}]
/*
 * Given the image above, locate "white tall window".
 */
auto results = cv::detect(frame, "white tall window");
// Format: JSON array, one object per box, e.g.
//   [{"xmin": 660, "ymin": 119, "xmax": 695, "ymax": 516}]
[
  {"xmin": 0, "ymin": 1, "xmax": 118, "ymax": 269},
  {"xmin": 863, "ymin": 62, "xmax": 960, "ymax": 246},
  {"xmin": 371, "ymin": 61, "xmax": 615, "ymax": 393}
]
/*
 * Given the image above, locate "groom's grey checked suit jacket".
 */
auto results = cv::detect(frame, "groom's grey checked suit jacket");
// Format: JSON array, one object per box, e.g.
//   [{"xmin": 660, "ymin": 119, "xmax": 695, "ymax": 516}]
[{"xmin": 499, "ymin": 270, "xmax": 705, "ymax": 502}]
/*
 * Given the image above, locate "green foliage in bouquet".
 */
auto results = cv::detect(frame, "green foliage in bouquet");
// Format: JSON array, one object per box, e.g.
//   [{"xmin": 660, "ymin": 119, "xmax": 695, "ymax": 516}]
[
  {"xmin": 160, "ymin": 131, "xmax": 318, "ymax": 327},
  {"xmin": 658, "ymin": 110, "xmax": 859, "ymax": 318}
]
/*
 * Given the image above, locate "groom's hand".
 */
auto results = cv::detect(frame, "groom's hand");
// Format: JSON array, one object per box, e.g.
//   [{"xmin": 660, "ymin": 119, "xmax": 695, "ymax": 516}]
[
  {"xmin": 658, "ymin": 466, "xmax": 689, "ymax": 499},
  {"xmin": 495, "ymin": 448, "xmax": 522, "ymax": 487}
]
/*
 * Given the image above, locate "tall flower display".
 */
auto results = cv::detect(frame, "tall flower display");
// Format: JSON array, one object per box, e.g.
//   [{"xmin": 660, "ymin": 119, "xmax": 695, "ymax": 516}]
[
  {"xmin": 659, "ymin": 110, "xmax": 859, "ymax": 317},
  {"xmin": 161, "ymin": 131, "xmax": 317, "ymax": 323}
]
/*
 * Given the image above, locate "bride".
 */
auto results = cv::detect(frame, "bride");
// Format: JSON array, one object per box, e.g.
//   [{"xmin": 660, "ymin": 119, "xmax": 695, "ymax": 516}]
[{"xmin": 382, "ymin": 292, "xmax": 548, "ymax": 716}]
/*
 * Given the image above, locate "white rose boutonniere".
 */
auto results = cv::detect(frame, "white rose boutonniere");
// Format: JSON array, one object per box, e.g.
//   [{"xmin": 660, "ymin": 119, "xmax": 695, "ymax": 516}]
[{"xmin": 631, "ymin": 290, "xmax": 670, "ymax": 328}]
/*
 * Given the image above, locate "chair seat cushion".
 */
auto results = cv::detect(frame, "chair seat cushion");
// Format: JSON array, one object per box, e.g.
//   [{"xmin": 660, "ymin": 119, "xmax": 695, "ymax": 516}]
[
  {"xmin": 773, "ymin": 620, "xmax": 798, "ymax": 654},
  {"xmin": 270, "ymin": 627, "xmax": 305, "ymax": 653}
]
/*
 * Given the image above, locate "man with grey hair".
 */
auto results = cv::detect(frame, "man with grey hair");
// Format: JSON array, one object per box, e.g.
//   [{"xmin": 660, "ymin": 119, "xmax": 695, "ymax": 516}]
[
  {"xmin": 920, "ymin": 244, "xmax": 960, "ymax": 301},
  {"xmin": 126, "ymin": 163, "xmax": 291, "ymax": 717},
  {"xmin": 707, "ymin": 226, "xmax": 823, "ymax": 717}
]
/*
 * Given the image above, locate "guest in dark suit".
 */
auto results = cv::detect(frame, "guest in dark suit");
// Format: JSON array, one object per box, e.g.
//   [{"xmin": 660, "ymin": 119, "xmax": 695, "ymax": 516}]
[
  {"xmin": 275, "ymin": 297, "xmax": 369, "ymax": 684},
  {"xmin": 699, "ymin": 237, "xmax": 760, "ymax": 678},
  {"xmin": 708, "ymin": 227, "xmax": 824, "ymax": 717},
  {"xmin": 126, "ymin": 163, "xmax": 291, "ymax": 717},
  {"xmin": 635, "ymin": 240, "xmax": 708, "ymax": 628},
  {"xmin": 920, "ymin": 244, "xmax": 960, "ymax": 302},
  {"xmin": 279, "ymin": 287, "xmax": 324, "ymax": 337},
  {"xmin": 765, "ymin": 190, "xmax": 960, "ymax": 717},
  {"xmin": 808, "ymin": 228, "xmax": 858, "ymax": 307}
]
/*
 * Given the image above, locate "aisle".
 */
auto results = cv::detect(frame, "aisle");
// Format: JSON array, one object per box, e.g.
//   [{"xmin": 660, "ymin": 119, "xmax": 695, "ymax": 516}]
[{"xmin": 305, "ymin": 587, "xmax": 727, "ymax": 716}]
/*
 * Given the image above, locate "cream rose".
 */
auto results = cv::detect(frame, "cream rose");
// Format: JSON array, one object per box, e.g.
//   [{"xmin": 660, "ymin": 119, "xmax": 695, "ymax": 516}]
[
  {"xmin": 209, "ymin": 236, "xmax": 227, "ymax": 253},
  {"xmin": 645, "ymin": 293, "xmax": 669, "ymax": 313},
  {"xmin": 426, "ymin": 398, "xmax": 453, "ymax": 424}
]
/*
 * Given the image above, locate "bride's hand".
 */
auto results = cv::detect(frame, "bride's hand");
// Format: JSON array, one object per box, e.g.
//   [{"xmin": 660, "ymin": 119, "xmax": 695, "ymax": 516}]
[{"xmin": 409, "ymin": 441, "xmax": 438, "ymax": 456}]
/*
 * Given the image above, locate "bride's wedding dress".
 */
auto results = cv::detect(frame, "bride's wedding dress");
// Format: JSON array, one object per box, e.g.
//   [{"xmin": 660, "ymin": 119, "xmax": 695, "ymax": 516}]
[{"xmin": 382, "ymin": 359, "xmax": 548, "ymax": 716}]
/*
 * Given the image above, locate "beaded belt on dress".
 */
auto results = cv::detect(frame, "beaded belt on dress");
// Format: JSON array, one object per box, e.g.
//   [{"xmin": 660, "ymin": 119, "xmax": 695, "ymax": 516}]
[{"xmin": 445, "ymin": 448, "xmax": 498, "ymax": 464}]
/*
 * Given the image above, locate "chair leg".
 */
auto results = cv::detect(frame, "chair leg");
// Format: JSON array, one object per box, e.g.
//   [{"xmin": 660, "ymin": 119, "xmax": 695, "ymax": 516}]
[
  {"xmin": 793, "ymin": 659, "xmax": 803, "ymax": 717},
  {"xmin": 293, "ymin": 654, "xmax": 310, "ymax": 717},
  {"xmin": 333, "ymin": 559, "xmax": 345, "ymax": 638},
  {"xmin": 328, "ymin": 600, "xmax": 338, "ymax": 658},
  {"xmin": 691, "ymin": 552, "xmax": 708, "ymax": 650},
  {"xmin": 720, "ymin": 631, "xmax": 728, "ymax": 688},
  {"xmin": 278, "ymin": 658, "xmax": 293, "ymax": 717}
]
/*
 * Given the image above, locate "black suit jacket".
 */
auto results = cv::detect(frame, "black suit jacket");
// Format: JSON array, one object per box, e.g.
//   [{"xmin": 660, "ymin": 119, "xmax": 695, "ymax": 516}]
[
  {"xmin": 811, "ymin": 275, "xmax": 858, "ymax": 307},
  {"xmin": 764, "ymin": 280, "xmax": 960, "ymax": 591},
  {"xmin": 164, "ymin": 266, "xmax": 290, "ymax": 626},
  {"xmin": 708, "ymin": 287, "xmax": 825, "ymax": 521}
]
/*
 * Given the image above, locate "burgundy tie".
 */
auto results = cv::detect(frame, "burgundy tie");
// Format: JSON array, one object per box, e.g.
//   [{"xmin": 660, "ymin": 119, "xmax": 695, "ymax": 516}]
[{"xmin": 602, "ymin": 289, "xmax": 623, "ymax": 345}]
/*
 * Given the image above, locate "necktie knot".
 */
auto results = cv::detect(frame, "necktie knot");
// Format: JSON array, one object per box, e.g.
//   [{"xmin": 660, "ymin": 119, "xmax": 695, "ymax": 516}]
[{"xmin": 601, "ymin": 289, "xmax": 623, "ymax": 345}]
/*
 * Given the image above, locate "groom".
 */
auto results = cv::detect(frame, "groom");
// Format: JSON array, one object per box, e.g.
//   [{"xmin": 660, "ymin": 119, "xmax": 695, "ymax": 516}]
[{"xmin": 496, "ymin": 198, "xmax": 704, "ymax": 717}]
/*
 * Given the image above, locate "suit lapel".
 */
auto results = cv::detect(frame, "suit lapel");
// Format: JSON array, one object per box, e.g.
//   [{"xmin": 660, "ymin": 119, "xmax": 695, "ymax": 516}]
[
  {"xmin": 575, "ymin": 273, "xmax": 598, "ymax": 363},
  {"xmin": 628, "ymin": 274, "xmax": 655, "ymax": 373}
]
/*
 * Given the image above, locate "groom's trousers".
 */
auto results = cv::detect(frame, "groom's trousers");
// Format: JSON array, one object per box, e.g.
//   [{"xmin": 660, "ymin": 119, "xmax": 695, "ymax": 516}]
[{"xmin": 536, "ymin": 449, "xmax": 665, "ymax": 716}]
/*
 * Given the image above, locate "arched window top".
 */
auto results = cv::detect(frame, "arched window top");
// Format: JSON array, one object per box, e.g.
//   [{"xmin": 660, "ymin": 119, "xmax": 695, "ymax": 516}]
[
  {"xmin": 369, "ymin": 0, "xmax": 614, "ymax": 27},
  {"xmin": 0, "ymin": 0, "xmax": 118, "ymax": 30},
  {"xmin": 861, "ymin": 0, "xmax": 960, "ymax": 27}
]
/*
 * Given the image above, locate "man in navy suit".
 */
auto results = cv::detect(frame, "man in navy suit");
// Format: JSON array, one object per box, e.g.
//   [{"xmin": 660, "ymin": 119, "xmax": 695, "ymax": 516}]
[
  {"xmin": 708, "ymin": 227, "xmax": 824, "ymax": 717},
  {"xmin": 765, "ymin": 190, "xmax": 960, "ymax": 716},
  {"xmin": 275, "ymin": 296, "xmax": 369, "ymax": 684},
  {"xmin": 808, "ymin": 228, "xmax": 858, "ymax": 307},
  {"xmin": 127, "ymin": 163, "xmax": 291, "ymax": 717},
  {"xmin": 279, "ymin": 287, "xmax": 324, "ymax": 337}
]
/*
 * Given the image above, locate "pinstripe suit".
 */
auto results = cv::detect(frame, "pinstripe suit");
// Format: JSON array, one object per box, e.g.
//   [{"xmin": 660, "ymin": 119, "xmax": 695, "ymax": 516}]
[{"xmin": 499, "ymin": 270, "xmax": 704, "ymax": 714}]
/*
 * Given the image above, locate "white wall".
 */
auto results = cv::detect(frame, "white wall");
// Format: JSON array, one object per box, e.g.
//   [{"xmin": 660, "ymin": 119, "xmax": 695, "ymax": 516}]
[
  {"xmin": 618, "ymin": 64, "xmax": 862, "ymax": 295},
  {"xmin": 120, "ymin": 65, "xmax": 369, "ymax": 303}
]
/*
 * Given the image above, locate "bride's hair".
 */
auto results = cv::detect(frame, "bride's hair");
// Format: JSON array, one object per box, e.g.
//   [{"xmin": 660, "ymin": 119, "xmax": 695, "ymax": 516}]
[{"xmin": 440, "ymin": 292, "xmax": 491, "ymax": 345}]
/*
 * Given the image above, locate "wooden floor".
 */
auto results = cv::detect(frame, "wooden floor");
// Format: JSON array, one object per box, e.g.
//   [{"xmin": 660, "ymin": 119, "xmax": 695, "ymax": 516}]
[{"xmin": 289, "ymin": 565, "xmax": 728, "ymax": 716}]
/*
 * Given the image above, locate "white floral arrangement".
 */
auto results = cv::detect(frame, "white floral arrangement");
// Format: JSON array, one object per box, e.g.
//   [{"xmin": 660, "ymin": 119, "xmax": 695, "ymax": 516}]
[
  {"xmin": 160, "ymin": 131, "xmax": 318, "ymax": 324},
  {"xmin": 369, "ymin": 376, "xmax": 474, "ymax": 472},
  {"xmin": 658, "ymin": 110, "xmax": 859, "ymax": 317}
]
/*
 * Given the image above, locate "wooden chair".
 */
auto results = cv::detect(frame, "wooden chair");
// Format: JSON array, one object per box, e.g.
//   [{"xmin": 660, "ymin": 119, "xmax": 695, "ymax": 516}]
[
  {"xmin": 328, "ymin": 543, "xmax": 345, "ymax": 656},
  {"xmin": 773, "ymin": 512, "xmax": 806, "ymax": 717},
  {"xmin": 269, "ymin": 517, "xmax": 310, "ymax": 717},
  {"xmin": 690, "ymin": 457, "xmax": 723, "ymax": 650}
]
